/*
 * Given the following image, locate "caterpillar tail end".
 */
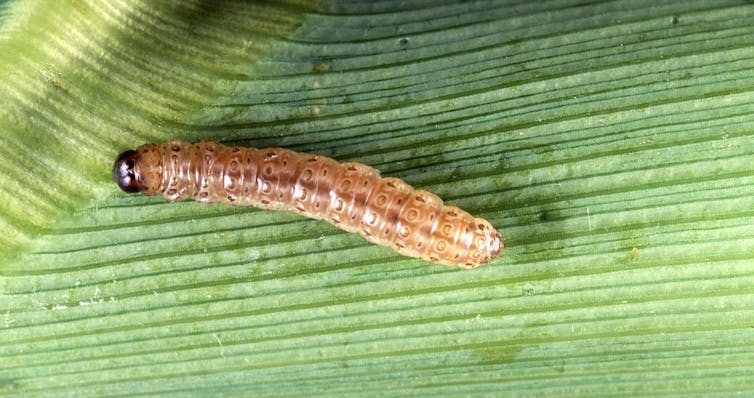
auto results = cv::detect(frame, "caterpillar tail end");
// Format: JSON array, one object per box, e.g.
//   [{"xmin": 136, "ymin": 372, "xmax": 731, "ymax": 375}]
[
  {"xmin": 487, "ymin": 229, "xmax": 503, "ymax": 262},
  {"xmin": 459, "ymin": 220, "xmax": 503, "ymax": 270}
]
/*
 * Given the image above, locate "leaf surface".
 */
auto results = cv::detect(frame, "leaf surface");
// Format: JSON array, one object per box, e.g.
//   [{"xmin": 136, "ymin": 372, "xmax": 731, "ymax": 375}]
[{"xmin": 1, "ymin": 1, "xmax": 753, "ymax": 396}]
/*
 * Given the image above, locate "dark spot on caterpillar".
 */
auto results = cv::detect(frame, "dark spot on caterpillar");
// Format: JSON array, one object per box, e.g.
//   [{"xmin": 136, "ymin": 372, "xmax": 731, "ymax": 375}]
[{"xmin": 113, "ymin": 141, "xmax": 503, "ymax": 268}]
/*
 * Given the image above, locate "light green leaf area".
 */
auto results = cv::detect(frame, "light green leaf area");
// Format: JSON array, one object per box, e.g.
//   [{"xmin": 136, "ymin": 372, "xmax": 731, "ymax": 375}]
[{"xmin": 1, "ymin": 1, "xmax": 753, "ymax": 396}]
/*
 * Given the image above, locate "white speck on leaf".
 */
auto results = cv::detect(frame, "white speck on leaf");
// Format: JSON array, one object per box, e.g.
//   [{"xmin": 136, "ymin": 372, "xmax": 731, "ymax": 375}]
[
  {"xmin": 587, "ymin": 207, "xmax": 592, "ymax": 231},
  {"xmin": 212, "ymin": 333, "xmax": 225, "ymax": 357},
  {"xmin": 4, "ymin": 311, "xmax": 14, "ymax": 327}
]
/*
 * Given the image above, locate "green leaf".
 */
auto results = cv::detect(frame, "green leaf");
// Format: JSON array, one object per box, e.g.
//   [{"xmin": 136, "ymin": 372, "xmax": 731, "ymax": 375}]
[{"xmin": 2, "ymin": 1, "xmax": 754, "ymax": 396}]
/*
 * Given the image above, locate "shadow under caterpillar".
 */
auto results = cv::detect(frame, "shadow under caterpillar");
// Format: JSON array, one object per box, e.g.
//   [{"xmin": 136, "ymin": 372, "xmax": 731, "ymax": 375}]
[{"xmin": 113, "ymin": 141, "xmax": 502, "ymax": 268}]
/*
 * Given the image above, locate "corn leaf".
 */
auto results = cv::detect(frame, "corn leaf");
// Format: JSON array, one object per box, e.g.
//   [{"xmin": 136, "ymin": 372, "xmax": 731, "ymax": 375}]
[{"xmin": 1, "ymin": 1, "xmax": 753, "ymax": 396}]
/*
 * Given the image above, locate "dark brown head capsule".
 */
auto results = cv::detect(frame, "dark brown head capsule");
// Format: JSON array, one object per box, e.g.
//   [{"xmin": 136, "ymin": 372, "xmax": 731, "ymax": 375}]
[{"xmin": 112, "ymin": 150, "xmax": 144, "ymax": 193}]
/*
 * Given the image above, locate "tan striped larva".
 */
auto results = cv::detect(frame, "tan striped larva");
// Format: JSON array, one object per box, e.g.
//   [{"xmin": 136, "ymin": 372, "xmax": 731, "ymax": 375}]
[{"xmin": 112, "ymin": 141, "xmax": 502, "ymax": 268}]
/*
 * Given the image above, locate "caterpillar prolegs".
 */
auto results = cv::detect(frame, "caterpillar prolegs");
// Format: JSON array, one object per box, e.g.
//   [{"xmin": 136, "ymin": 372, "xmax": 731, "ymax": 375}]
[{"xmin": 112, "ymin": 141, "xmax": 502, "ymax": 268}]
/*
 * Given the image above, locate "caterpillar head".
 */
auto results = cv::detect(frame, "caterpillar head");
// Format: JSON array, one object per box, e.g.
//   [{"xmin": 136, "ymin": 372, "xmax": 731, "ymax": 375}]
[{"xmin": 112, "ymin": 144, "xmax": 163, "ymax": 195}]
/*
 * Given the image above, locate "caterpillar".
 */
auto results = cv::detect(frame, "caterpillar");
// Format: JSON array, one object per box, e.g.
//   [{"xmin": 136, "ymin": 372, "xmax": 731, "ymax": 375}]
[{"xmin": 112, "ymin": 141, "xmax": 502, "ymax": 268}]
